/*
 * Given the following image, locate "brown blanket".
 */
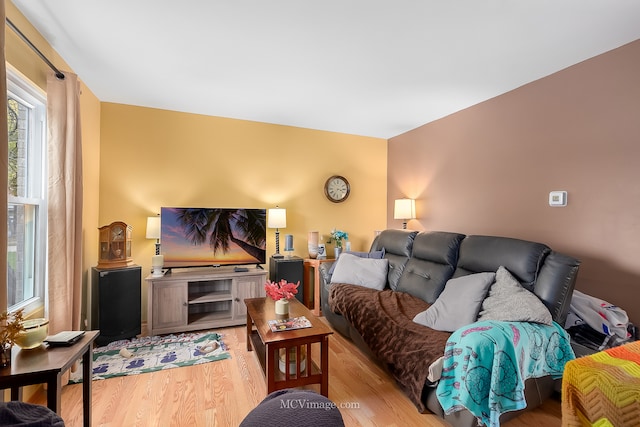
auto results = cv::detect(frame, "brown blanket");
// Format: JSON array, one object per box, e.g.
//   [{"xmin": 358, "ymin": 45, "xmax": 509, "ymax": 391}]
[{"xmin": 328, "ymin": 283, "xmax": 451, "ymax": 412}]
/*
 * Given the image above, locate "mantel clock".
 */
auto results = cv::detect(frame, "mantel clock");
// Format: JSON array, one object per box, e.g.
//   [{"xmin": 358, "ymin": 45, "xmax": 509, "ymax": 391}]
[{"xmin": 97, "ymin": 221, "xmax": 134, "ymax": 269}]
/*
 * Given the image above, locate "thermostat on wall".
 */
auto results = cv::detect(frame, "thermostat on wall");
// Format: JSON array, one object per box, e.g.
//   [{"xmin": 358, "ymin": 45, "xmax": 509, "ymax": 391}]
[{"xmin": 549, "ymin": 191, "xmax": 567, "ymax": 207}]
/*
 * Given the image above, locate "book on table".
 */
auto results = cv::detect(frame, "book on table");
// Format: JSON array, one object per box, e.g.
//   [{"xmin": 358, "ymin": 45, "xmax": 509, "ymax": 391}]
[
  {"xmin": 45, "ymin": 330, "xmax": 85, "ymax": 346},
  {"xmin": 268, "ymin": 316, "xmax": 312, "ymax": 332}
]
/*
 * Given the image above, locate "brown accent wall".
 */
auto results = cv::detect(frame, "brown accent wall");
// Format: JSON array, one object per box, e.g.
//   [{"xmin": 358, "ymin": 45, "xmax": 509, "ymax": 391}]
[{"xmin": 388, "ymin": 39, "xmax": 640, "ymax": 326}]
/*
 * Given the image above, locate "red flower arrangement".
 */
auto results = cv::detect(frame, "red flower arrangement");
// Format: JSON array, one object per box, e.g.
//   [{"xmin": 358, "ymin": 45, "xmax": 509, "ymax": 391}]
[{"xmin": 264, "ymin": 279, "xmax": 299, "ymax": 301}]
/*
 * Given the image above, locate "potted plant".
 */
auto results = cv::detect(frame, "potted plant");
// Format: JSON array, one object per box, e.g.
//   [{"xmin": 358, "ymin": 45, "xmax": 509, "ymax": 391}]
[
  {"xmin": 330, "ymin": 229, "xmax": 349, "ymax": 258},
  {"xmin": 264, "ymin": 279, "xmax": 299, "ymax": 318},
  {"xmin": 0, "ymin": 308, "xmax": 25, "ymax": 367}
]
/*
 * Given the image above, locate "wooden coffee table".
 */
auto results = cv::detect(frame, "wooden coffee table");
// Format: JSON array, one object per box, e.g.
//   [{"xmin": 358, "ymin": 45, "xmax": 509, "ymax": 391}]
[{"xmin": 245, "ymin": 297, "xmax": 333, "ymax": 396}]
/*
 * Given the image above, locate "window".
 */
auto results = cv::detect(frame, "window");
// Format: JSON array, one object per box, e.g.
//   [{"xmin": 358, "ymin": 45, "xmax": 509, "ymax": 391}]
[{"xmin": 6, "ymin": 68, "xmax": 47, "ymax": 313}]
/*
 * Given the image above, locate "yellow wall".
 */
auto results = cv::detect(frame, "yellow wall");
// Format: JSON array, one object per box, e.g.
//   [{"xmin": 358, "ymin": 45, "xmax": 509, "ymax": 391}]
[
  {"xmin": 6, "ymin": 0, "xmax": 386, "ymax": 329},
  {"xmin": 99, "ymin": 103, "xmax": 387, "ymax": 319}
]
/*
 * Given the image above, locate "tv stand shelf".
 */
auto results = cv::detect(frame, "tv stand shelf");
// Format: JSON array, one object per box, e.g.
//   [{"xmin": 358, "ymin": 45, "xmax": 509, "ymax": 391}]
[{"xmin": 145, "ymin": 267, "xmax": 266, "ymax": 336}]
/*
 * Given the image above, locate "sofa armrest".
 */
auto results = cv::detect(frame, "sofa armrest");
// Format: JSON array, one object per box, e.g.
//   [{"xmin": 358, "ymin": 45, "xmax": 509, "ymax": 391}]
[
  {"xmin": 319, "ymin": 262, "xmax": 333, "ymax": 285},
  {"xmin": 535, "ymin": 251, "xmax": 580, "ymax": 325}
]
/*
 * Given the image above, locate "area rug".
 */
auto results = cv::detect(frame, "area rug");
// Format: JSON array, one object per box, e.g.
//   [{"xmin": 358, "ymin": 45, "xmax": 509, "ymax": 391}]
[{"xmin": 69, "ymin": 331, "xmax": 230, "ymax": 383}]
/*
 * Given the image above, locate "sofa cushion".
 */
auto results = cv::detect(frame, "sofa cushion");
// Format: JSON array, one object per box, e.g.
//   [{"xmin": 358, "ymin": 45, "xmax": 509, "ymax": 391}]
[
  {"xmin": 395, "ymin": 231, "xmax": 465, "ymax": 303},
  {"xmin": 454, "ymin": 235, "xmax": 550, "ymax": 289},
  {"xmin": 327, "ymin": 249, "xmax": 385, "ymax": 276},
  {"xmin": 478, "ymin": 266, "xmax": 552, "ymax": 325},
  {"xmin": 413, "ymin": 272, "xmax": 495, "ymax": 332},
  {"xmin": 371, "ymin": 229, "xmax": 417, "ymax": 290},
  {"xmin": 330, "ymin": 253, "xmax": 389, "ymax": 290}
]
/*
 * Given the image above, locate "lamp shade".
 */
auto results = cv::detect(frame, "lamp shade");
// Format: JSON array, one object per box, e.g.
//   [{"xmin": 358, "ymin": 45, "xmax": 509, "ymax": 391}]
[
  {"xmin": 394, "ymin": 199, "xmax": 416, "ymax": 220},
  {"xmin": 146, "ymin": 216, "xmax": 161, "ymax": 240},
  {"xmin": 267, "ymin": 208, "xmax": 287, "ymax": 228}
]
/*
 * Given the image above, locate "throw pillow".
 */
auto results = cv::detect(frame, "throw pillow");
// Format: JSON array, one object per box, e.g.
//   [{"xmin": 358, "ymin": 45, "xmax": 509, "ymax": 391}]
[
  {"xmin": 478, "ymin": 266, "xmax": 552, "ymax": 325},
  {"xmin": 328, "ymin": 249, "xmax": 385, "ymax": 276},
  {"xmin": 329, "ymin": 253, "xmax": 389, "ymax": 290},
  {"xmin": 413, "ymin": 272, "xmax": 495, "ymax": 332}
]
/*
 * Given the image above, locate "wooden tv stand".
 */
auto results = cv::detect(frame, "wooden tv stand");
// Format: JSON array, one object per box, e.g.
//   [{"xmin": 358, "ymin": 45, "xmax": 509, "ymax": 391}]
[{"xmin": 145, "ymin": 266, "xmax": 266, "ymax": 336}]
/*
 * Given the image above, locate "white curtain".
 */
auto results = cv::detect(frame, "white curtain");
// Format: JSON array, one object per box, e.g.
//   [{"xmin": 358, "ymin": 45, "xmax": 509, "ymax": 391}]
[
  {"xmin": 46, "ymin": 72, "xmax": 83, "ymax": 333},
  {"xmin": 1, "ymin": 1, "xmax": 9, "ymax": 311}
]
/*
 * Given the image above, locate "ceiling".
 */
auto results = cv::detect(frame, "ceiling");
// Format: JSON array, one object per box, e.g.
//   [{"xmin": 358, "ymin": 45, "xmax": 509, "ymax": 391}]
[{"xmin": 12, "ymin": 0, "xmax": 640, "ymax": 139}]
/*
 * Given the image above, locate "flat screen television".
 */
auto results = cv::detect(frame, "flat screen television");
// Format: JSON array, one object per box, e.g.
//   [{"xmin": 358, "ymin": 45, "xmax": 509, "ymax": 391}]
[{"xmin": 160, "ymin": 207, "xmax": 266, "ymax": 268}]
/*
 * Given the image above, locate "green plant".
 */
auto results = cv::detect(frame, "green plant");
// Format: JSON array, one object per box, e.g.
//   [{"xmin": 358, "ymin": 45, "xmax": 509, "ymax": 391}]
[{"xmin": 0, "ymin": 308, "xmax": 25, "ymax": 349}]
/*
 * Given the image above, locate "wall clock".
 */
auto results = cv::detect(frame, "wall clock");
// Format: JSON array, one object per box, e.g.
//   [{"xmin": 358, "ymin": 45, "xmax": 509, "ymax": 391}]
[
  {"xmin": 324, "ymin": 175, "xmax": 350, "ymax": 203},
  {"xmin": 97, "ymin": 221, "xmax": 134, "ymax": 269}
]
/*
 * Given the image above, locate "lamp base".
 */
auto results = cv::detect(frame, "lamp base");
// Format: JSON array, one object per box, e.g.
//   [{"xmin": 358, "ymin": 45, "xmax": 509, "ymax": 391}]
[
  {"xmin": 272, "ymin": 253, "xmax": 284, "ymax": 259},
  {"xmin": 151, "ymin": 268, "xmax": 166, "ymax": 277}
]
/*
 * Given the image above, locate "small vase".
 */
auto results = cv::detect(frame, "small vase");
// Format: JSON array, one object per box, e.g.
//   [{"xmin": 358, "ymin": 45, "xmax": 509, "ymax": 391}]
[
  {"xmin": 275, "ymin": 298, "xmax": 290, "ymax": 318},
  {"xmin": 334, "ymin": 247, "xmax": 342, "ymax": 259},
  {"xmin": 0, "ymin": 344, "xmax": 12, "ymax": 368},
  {"xmin": 308, "ymin": 245, "xmax": 318, "ymax": 259}
]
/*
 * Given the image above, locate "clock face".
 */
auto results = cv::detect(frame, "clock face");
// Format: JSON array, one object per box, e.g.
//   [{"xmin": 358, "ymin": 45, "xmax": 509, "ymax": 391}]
[
  {"xmin": 324, "ymin": 175, "xmax": 350, "ymax": 203},
  {"xmin": 112, "ymin": 225, "xmax": 125, "ymax": 241}
]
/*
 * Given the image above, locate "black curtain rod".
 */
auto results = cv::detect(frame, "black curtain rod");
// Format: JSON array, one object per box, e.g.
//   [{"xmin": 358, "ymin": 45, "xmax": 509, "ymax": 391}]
[{"xmin": 6, "ymin": 18, "xmax": 65, "ymax": 80}]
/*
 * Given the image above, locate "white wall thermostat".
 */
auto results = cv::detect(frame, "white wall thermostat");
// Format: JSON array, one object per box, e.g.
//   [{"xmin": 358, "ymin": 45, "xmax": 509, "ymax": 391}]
[{"xmin": 549, "ymin": 191, "xmax": 567, "ymax": 207}]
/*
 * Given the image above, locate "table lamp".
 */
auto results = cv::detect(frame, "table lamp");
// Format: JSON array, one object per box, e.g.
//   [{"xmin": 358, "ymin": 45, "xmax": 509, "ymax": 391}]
[
  {"xmin": 146, "ymin": 215, "xmax": 164, "ymax": 276},
  {"xmin": 268, "ymin": 207, "xmax": 287, "ymax": 258},
  {"xmin": 394, "ymin": 198, "xmax": 416, "ymax": 229}
]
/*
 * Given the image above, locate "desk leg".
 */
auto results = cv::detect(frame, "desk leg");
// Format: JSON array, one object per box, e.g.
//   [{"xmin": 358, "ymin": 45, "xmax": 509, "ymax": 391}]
[
  {"xmin": 83, "ymin": 344, "xmax": 93, "ymax": 427},
  {"xmin": 46, "ymin": 374, "xmax": 61, "ymax": 414},
  {"xmin": 10, "ymin": 386, "xmax": 22, "ymax": 401}
]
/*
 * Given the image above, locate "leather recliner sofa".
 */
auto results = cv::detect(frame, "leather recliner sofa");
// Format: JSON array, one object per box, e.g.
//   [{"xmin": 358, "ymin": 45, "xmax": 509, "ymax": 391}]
[{"xmin": 320, "ymin": 229, "xmax": 580, "ymax": 427}]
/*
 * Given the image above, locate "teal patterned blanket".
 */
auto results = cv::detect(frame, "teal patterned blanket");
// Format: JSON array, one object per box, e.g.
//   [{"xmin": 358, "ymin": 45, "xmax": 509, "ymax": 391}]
[{"xmin": 436, "ymin": 320, "xmax": 574, "ymax": 427}]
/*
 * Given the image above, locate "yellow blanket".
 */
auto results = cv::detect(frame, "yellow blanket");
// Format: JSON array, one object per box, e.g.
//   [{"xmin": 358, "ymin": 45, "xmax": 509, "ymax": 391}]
[{"xmin": 562, "ymin": 340, "xmax": 640, "ymax": 427}]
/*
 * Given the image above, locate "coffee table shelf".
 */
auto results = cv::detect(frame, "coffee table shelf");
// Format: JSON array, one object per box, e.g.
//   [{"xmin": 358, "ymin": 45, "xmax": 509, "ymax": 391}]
[{"xmin": 245, "ymin": 297, "xmax": 333, "ymax": 396}]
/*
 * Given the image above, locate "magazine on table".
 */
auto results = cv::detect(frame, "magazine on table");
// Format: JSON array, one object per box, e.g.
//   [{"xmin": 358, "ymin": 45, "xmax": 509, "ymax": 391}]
[{"xmin": 268, "ymin": 316, "xmax": 312, "ymax": 332}]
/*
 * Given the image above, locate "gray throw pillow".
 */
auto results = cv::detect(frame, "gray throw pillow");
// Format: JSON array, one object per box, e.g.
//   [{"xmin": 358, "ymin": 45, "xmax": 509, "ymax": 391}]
[
  {"xmin": 329, "ymin": 253, "xmax": 389, "ymax": 290},
  {"xmin": 328, "ymin": 249, "xmax": 385, "ymax": 276},
  {"xmin": 413, "ymin": 272, "xmax": 495, "ymax": 332},
  {"xmin": 478, "ymin": 266, "xmax": 552, "ymax": 325}
]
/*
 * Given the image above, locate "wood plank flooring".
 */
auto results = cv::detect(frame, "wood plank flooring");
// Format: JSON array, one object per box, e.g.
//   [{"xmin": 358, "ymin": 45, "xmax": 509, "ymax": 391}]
[{"xmin": 28, "ymin": 320, "xmax": 562, "ymax": 426}]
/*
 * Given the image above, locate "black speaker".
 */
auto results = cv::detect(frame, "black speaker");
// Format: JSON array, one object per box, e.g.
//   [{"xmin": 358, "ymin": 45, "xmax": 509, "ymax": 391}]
[
  {"xmin": 269, "ymin": 256, "xmax": 304, "ymax": 303},
  {"xmin": 91, "ymin": 265, "xmax": 141, "ymax": 346}
]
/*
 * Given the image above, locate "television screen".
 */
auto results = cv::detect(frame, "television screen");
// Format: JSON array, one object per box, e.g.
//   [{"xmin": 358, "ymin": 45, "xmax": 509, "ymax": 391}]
[{"xmin": 160, "ymin": 207, "xmax": 266, "ymax": 268}]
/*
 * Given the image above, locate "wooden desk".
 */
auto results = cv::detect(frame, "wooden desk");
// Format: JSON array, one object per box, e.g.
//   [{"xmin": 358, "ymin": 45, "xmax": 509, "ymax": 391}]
[
  {"xmin": 0, "ymin": 331, "xmax": 99, "ymax": 427},
  {"xmin": 245, "ymin": 297, "xmax": 333, "ymax": 396},
  {"xmin": 303, "ymin": 258, "xmax": 334, "ymax": 316}
]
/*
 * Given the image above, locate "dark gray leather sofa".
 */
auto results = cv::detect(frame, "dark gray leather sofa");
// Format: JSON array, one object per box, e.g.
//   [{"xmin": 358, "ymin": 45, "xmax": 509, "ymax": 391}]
[{"xmin": 320, "ymin": 229, "xmax": 580, "ymax": 427}]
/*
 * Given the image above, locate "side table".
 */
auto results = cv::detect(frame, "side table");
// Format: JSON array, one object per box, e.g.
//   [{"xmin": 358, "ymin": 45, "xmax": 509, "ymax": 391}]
[
  {"xmin": 303, "ymin": 258, "xmax": 334, "ymax": 316},
  {"xmin": 0, "ymin": 330, "xmax": 99, "ymax": 427},
  {"xmin": 245, "ymin": 297, "xmax": 333, "ymax": 396}
]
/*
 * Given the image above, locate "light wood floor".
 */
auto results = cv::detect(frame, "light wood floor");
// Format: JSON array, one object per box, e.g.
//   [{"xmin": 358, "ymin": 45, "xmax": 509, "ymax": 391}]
[{"xmin": 29, "ymin": 319, "xmax": 562, "ymax": 426}]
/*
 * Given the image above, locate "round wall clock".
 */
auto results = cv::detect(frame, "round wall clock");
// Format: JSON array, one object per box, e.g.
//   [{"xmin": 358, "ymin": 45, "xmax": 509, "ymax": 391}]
[{"xmin": 324, "ymin": 175, "xmax": 350, "ymax": 203}]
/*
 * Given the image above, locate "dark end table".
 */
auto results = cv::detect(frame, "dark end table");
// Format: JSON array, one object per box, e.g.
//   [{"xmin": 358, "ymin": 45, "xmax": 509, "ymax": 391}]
[{"xmin": 0, "ymin": 330, "xmax": 99, "ymax": 427}]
